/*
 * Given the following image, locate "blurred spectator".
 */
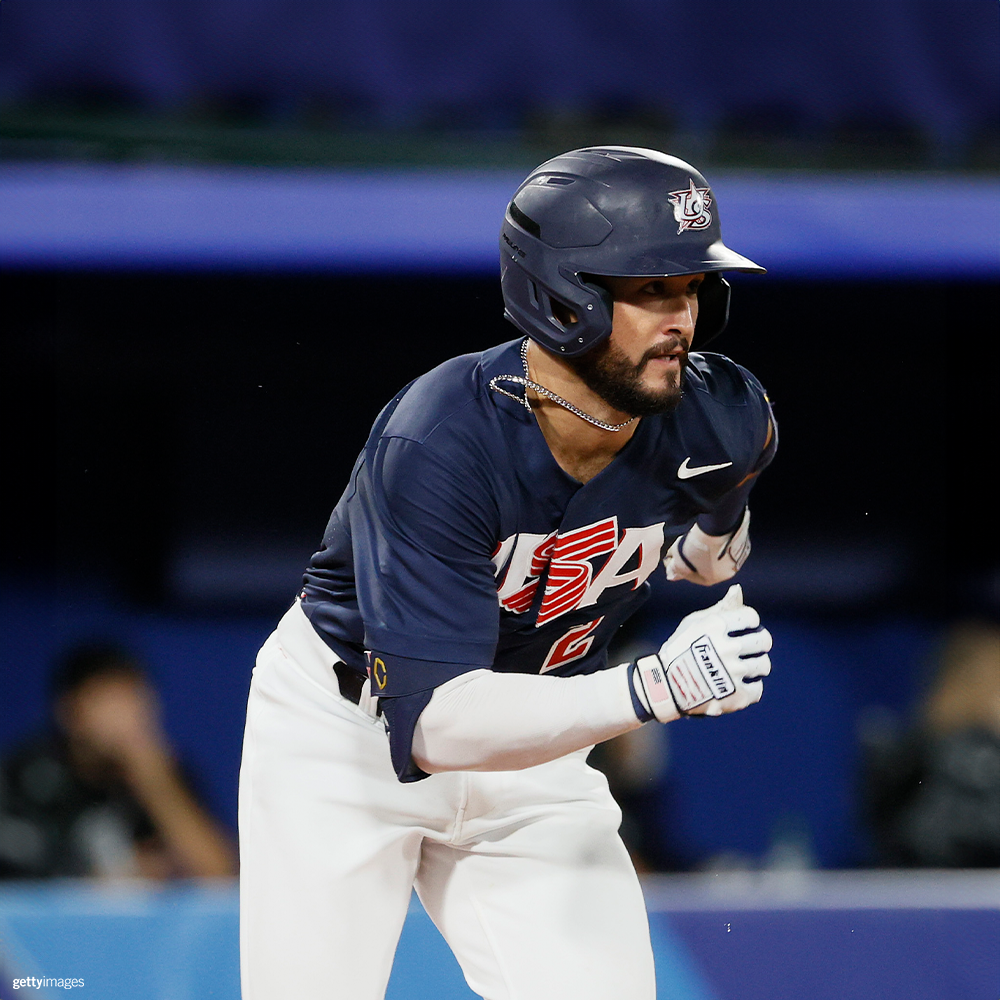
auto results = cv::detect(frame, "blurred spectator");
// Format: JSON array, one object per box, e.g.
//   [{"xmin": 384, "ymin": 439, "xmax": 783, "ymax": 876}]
[
  {"xmin": 0, "ymin": 644, "xmax": 235, "ymax": 879},
  {"xmin": 862, "ymin": 621, "xmax": 1000, "ymax": 868}
]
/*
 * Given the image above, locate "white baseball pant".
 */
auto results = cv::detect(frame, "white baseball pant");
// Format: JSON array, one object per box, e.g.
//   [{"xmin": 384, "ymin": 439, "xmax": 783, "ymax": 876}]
[{"xmin": 239, "ymin": 602, "xmax": 656, "ymax": 999}]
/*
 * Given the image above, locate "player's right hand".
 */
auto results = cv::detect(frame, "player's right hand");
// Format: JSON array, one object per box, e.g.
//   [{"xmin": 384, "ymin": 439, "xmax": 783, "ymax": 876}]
[{"xmin": 631, "ymin": 584, "xmax": 771, "ymax": 722}]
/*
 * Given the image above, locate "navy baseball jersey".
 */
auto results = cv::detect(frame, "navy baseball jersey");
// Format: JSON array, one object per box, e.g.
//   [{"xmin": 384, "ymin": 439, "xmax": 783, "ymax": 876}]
[{"xmin": 301, "ymin": 337, "xmax": 775, "ymax": 779}]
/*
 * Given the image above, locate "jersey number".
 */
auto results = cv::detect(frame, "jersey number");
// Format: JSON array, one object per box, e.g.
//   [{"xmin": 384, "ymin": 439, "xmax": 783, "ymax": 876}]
[{"xmin": 540, "ymin": 617, "xmax": 605, "ymax": 673}]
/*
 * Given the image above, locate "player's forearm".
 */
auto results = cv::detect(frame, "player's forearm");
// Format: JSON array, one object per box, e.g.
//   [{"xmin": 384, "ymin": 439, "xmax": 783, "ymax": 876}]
[
  {"xmin": 411, "ymin": 665, "xmax": 643, "ymax": 774},
  {"xmin": 123, "ymin": 751, "xmax": 236, "ymax": 877},
  {"xmin": 695, "ymin": 414, "xmax": 775, "ymax": 536}
]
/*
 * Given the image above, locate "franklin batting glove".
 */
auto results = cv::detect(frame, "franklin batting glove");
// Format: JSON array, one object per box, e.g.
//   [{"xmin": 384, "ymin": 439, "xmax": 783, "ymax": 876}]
[
  {"xmin": 664, "ymin": 508, "xmax": 751, "ymax": 586},
  {"xmin": 629, "ymin": 584, "xmax": 772, "ymax": 722}
]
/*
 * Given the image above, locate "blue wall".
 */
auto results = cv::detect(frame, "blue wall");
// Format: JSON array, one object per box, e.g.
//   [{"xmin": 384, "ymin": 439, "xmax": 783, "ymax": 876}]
[{"xmin": 1, "ymin": 165, "xmax": 997, "ymax": 276}]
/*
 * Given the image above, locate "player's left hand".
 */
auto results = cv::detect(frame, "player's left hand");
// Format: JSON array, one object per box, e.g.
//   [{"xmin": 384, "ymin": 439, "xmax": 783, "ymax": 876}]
[
  {"xmin": 663, "ymin": 508, "xmax": 751, "ymax": 586},
  {"xmin": 631, "ymin": 584, "xmax": 771, "ymax": 721}
]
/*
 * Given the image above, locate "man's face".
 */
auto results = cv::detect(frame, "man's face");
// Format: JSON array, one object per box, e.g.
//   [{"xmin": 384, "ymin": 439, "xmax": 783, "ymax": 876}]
[{"xmin": 569, "ymin": 273, "xmax": 703, "ymax": 417}]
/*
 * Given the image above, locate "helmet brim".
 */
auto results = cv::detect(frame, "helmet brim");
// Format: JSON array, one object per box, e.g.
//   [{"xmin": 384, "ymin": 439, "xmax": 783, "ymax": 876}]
[{"xmin": 575, "ymin": 240, "xmax": 765, "ymax": 279}]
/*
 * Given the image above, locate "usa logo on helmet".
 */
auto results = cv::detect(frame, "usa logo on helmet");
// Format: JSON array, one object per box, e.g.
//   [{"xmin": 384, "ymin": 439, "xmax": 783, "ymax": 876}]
[{"xmin": 668, "ymin": 179, "xmax": 713, "ymax": 233}]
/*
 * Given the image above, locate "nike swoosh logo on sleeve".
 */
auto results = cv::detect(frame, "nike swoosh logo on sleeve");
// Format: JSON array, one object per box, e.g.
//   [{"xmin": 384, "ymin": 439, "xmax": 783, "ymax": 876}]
[{"xmin": 677, "ymin": 457, "xmax": 734, "ymax": 479}]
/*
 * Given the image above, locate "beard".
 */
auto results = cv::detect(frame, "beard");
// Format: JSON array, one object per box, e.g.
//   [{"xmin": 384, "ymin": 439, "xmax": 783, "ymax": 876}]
[{"xmin": 568, "ymin": 338, "xmax": 688, "ymax": 417}]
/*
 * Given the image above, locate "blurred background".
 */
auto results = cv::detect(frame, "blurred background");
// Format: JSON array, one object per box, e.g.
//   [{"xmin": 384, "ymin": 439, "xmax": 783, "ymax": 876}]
[{"xmin": 1, "ymin": 1, "xmax": 998, "ymax": 997}]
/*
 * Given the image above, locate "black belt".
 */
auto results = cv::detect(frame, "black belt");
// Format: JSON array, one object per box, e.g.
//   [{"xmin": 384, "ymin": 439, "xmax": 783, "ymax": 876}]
[{"xmin": 333, "ymin": 660, "xmax": 366, "ymax": 705}]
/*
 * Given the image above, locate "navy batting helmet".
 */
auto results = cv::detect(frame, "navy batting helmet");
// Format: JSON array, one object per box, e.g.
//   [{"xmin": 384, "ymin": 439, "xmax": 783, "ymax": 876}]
[{"xmin": 500, "ymin": 146, "xmax": 764, "ymax": 356}]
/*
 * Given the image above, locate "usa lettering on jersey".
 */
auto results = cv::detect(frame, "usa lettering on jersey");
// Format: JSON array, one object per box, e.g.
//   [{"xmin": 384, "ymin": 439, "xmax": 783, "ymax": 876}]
[
  {"xmin": 494, "ymin": 517, "xmax": 664, "ymax": 623},
  {"xmin": 493, "ymin": 517, "xmax": 664, "ymax": 673},
  {"xmin": 493, "ymin": 518, "xmax": 664, "ymax": 668}
]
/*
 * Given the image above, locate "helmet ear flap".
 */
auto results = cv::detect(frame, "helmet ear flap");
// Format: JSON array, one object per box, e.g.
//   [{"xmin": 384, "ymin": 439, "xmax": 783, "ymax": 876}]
[
  {"xmin": 578, "ymin": 273, "xmax": 615, "ymax": 326},
  {"xmin": 501, "ymin": 256, "xmax": 613, "ymax": 355},
  {"xmin": 694, "ymin": 273, "xmax": 732, "ymax": 347}
]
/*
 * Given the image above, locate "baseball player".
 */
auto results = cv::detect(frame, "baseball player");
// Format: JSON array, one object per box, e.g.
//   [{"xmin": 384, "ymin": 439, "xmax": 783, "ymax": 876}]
[{"xmin": 239, "ymin": 147, "xmax": 776, "ymax": 999}]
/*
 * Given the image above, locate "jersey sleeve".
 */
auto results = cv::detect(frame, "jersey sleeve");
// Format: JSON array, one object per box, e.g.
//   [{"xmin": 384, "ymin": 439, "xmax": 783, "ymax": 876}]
[
  {"xmin": 349, "ymin": 430, "xmax": 504, "ymax": 780},
  {"xmin": 353, "ymin": 432, "xmax": 502, "ymax": 686},
  {"xmin": 696, "ymin": 363, "xmax": 777, "ymax": 536}
]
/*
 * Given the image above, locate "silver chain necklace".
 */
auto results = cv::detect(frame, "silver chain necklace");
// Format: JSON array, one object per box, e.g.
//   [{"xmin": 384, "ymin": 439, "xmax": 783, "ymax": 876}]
[{"xmin": 488, "ymin": 339, "xmax": 637, "ymax": 433}]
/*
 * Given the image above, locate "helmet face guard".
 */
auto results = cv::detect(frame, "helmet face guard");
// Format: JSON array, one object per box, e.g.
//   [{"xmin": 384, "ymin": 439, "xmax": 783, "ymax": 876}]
[{"xmin": 500, "ymin": 147, "xmax": 764, "ymax": 356}]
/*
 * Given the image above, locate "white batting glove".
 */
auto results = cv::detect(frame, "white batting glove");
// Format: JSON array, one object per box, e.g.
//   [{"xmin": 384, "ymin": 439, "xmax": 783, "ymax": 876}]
[
  {"xmin": 664, "ymin": 508, "xmax": 751, "ymax": 586},
  {"xmin": 630, "ymin": 584, "xmax": 772, "ymax": 722}
]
